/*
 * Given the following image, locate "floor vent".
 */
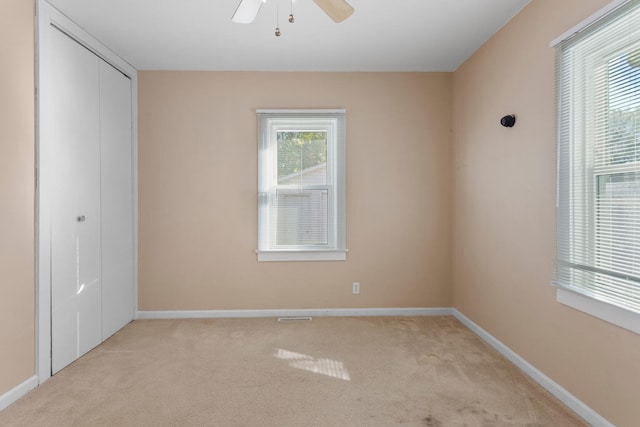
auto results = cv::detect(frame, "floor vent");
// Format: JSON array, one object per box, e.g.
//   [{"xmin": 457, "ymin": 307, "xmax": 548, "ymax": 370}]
[{"xmin": 277, "ymin": 316, "xmax": 312, "ymax": 322}]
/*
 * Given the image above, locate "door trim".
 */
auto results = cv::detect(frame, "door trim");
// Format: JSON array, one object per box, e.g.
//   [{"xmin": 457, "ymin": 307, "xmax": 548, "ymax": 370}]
[{"xmin": 36, "ymin": 0, "xmax": 138, "ymax": 384}]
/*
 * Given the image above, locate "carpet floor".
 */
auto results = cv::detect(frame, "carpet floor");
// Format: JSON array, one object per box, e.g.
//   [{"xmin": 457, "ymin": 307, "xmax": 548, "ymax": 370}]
[{"xmin": 0, "ymin": 316, "xmax": 585, "ymax": 426}]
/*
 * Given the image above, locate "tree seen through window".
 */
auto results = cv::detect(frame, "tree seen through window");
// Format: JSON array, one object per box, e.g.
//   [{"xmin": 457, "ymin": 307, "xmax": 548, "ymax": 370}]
[{"xmin": 277, "ymin": 131, "xmax": 327, "ymax": 183}]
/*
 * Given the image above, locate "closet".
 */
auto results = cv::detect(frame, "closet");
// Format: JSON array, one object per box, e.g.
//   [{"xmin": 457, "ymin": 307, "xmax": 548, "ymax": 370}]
[{"xmin": 40, "ymin": 10, "xmax": 135, "ymax": 375}]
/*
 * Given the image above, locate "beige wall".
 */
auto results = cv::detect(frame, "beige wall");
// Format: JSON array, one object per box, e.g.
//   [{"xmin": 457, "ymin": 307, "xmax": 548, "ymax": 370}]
[
  {"xmin": 138, "ymin": 72, "xmax": 452, "ymax": 310},
  {"xmin": 0, "ymin": 0, "xmax": 35, "ymax": 396},
  {"xmin": 453, "ymin": 0, "xmax": 640, "ymax": 425}
]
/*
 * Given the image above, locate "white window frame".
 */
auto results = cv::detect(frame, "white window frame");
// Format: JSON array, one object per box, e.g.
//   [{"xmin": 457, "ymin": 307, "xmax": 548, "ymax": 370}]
[
  {"xmin": 553, "ymin": 0, "xmax": 640, "ymax": 334},
  {"xmin": 257, "ymin": 109, "xmax": 346, "ymax": 262}
]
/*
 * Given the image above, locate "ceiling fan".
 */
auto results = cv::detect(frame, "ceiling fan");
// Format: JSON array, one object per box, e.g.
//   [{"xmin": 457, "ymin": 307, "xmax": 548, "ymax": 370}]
[{"xmin": 232, "ymin": 0, "xmax": 354, "ymax": 25}]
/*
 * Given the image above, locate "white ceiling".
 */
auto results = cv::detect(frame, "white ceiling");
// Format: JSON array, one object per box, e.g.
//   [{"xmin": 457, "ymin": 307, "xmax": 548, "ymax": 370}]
[{"xmin": 45, "ymin": 0, "xmax": 531, "ymax": 72}]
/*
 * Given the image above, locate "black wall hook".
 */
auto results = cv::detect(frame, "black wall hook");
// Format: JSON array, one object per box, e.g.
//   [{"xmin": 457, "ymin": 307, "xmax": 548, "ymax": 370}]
[{"xmin": 500, "ymin": 114, "xmax": 516, "ymax": 127}]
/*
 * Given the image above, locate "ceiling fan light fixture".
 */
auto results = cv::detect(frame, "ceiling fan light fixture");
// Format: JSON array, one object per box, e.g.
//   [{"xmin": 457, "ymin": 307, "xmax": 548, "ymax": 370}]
[
  {"xmin": 313, "ymin": 0, "xmax": 354, "ymax": 23},
  {"xmin": 289, "ymin": 0, "xmax": 295, "ymax": 23},
  {"xmin": 232, "ymin": 0, "xmax": 353, "ymax": 34},
  {"xmin": 231, "ymin": 0, "xmax": 266, "ymax": 24}
]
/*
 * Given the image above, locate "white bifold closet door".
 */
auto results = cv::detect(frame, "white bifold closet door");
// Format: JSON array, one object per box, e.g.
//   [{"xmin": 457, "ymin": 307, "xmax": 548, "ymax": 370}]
[
  {"xmin": 99, "ymin": 53, "xmax": 134, "ymax": 340},
  {"xmin": 48, "ymin": 26, "xmax": 134, "ymax": 374}
]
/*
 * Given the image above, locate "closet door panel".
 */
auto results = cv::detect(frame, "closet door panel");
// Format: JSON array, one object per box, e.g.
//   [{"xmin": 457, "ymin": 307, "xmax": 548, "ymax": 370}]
[
  {"xmin": 49, "ymin": 28, "xmax": 103, "ymax": 374},
  {"xmin": 100, "ymin": 61, "xmax": 135, "ymax": 339}
]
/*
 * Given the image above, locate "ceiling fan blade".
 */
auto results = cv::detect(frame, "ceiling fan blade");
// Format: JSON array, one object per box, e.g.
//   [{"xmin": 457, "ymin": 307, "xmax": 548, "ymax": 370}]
[
  {"xmin": 232, "ymin": 0, "xmax": 265, "ymax": 24},
  {"xmin": 313, "ymin": 0, "xmax": 354, "ymax": 23}
]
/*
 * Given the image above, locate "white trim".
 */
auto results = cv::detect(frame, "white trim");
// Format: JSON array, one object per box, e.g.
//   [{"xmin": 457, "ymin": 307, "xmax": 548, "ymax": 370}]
[
  {"xmin": 136, "ymin": 307, "xmax": 453, "ymax": 320},
  {"xmin": 36, "ymin": 0, "xmax": 139, "ymax": 384},
  {"xmin": 130, "ymin": 58, "xmax": 140, "ymax": 325},
  {"xmin": 557, "ymin": 288, "xmax": 640, "ymax": 335},
  {"xmin": 256, "ymin": 108, "xmax": 346, "ymax": 114},
  {"xmin": 257, "ymin": 250, "xmax": 347, "ymax": 262},
  {"xmin": 550, "ymin": 0, "xmax": 630, "ymax": 46},
  {"xmin": 453, "ymin": 309, "xmax": 614, "ymax": 427},
  {"xmin": 0, "ymin": 376, "xmax": 38, "ymax": 411}
]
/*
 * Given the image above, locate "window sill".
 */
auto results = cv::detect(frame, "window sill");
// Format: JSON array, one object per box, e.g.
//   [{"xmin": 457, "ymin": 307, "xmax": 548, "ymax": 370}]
[
  {"xmin": 257, "ymin": 250, "xmax": 347, "ymax": 262},
  {"xmin": 556, "ymin": 288, "xmax": 640, "ymax": 335}
]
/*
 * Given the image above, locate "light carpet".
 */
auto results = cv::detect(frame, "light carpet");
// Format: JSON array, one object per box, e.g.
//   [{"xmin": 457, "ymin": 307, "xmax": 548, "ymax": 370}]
[{"xmin": 0, "ymin": 316, "xmax": 585, "ymax": 426}]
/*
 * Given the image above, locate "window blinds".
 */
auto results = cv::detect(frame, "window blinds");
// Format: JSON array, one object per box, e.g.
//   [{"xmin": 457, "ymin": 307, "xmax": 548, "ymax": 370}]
[{"xmin": 555, "ymin": 0, "xmax": 640, "ymax": 313}]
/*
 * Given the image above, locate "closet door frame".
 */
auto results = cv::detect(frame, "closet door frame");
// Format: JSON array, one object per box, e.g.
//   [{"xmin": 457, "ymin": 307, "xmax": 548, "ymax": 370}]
[{"xmin": 36, "ymin": 0, "xmax": 138, "ymax": 384}]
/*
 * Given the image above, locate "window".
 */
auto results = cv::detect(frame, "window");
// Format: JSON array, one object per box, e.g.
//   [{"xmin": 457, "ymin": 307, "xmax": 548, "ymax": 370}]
[
  {"xmin": 257, "ymin": 109, "xmax": 346, "ymax": 261},
  {"xmin": 555, "ymin": 0, "xmax": 640, "ymax": 332}
]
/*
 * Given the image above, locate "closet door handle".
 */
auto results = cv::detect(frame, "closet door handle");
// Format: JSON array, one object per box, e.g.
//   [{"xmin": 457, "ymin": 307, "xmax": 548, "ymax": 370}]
[{"xmin": 76, "ymin": 215, "xmax": 86, "ymax": 222}]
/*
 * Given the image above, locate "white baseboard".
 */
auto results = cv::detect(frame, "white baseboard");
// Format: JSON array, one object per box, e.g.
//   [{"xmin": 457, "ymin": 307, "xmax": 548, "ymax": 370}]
[
  {"xmin": 0, "ymin": 375, "xmax": 38, "ymax": 412},
  {"xmin": 136, "ymin": 307, "xmax": 453, "ymax": 320},
  {"xmin": 452, "ymin": 309, "xmax": 613, "ymax": 427}
]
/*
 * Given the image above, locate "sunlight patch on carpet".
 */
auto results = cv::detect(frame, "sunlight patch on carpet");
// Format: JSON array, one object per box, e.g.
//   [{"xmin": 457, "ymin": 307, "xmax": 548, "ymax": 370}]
[{"xmin": 274, "ymin": 348, "xmax": 351, "ymax": 381}]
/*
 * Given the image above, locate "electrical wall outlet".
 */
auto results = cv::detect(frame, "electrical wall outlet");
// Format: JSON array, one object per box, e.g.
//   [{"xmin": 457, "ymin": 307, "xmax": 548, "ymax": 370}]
[{"xmin": 352, "ymin": 282, "xmax": 360, "ymax": 294}]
